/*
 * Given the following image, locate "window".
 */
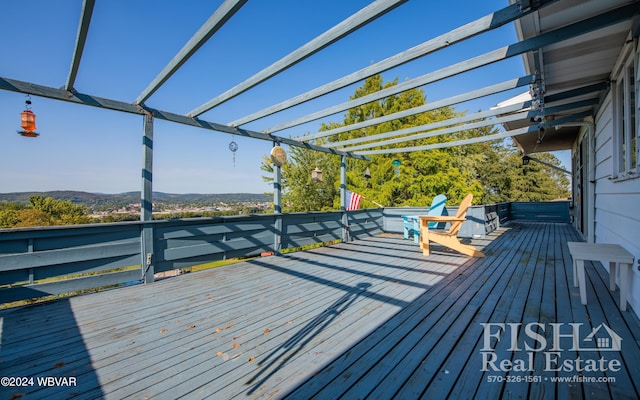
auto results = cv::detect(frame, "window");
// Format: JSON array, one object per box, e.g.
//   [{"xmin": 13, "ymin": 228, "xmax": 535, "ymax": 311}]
[{"xmin": 612, "ymin": 39, "xmax": 639, "ymax": 180}]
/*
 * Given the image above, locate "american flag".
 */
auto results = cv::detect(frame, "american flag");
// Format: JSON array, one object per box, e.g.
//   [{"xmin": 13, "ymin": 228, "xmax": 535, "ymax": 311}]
[{"xmin": 346, "ymin": 189, "xmax": 363, "ymax": 210}]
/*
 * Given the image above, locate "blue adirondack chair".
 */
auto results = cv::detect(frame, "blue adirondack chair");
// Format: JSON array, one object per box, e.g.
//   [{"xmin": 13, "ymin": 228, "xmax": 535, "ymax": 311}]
[{"xmin": 402, "ymin": 194, "xmax": 447, "ymax": 244}]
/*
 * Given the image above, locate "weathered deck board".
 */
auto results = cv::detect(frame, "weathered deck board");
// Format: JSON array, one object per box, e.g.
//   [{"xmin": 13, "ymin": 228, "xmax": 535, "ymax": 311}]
[{"xmin": 1, "ymin": 222, "xmax": 639, "ymax": 399}]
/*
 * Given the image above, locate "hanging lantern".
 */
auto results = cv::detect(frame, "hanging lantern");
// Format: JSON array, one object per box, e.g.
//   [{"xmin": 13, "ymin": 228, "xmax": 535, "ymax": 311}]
[
  {"xmin": 311, "ymin": 167, "xmax": 323, "ymax": 183},
  {"xmin": 364, "ymin": 167, "xmax": 371, "ymax": 179},
  {"xmin": 17, "ymin": 96, "xmax": 39, "ymax": 137}
]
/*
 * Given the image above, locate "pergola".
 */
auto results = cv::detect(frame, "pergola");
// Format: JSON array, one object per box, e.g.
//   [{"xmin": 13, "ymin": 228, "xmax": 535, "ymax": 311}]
[{"xmin": 1, "ymin": 0, "xmax": 636, "ymax": 273}]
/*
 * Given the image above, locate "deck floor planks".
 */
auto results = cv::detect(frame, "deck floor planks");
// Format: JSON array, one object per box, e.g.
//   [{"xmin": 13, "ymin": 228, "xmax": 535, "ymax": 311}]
[
  {"xmin": 583, "ymin": 260, "xmax": 640, "ymax": 399},
  {"xmin": 85, "ymin": 238, "xmax": 433, "ymax": 399},
  {"xmin": 502, "ymin": 223, "xmax": 552, "ymax": 399},
  {"xmin": 283, "ymin": 251, "xmax": 491, "ymax": 399},
  {"xmin": 220, "ymin": 241, "xmax": 467, "ymax": 399},
  {"xmin": 87, "ymin": 236, "xmax": 448, "ymax": 399},
  {"xmin": 420, "ymin": 221, "xmax": 543, "ymax": 399},
  {"xmin": 529, "ymin": 222, "xmax": 565, "ymax": 400},
  {"xmin": 138, "ymin": 250, "xmax": 432, "ymax": 392},
  {"xmin": 1, "ymin": 223, "xmax": 639, "ymax": 400},
  {"xmin": 438, "ymin": 224, "xmax": 537, "ymax": 400},
  {"xmin": 381, "ymin": 223, "xmax": 540, "ymax": 399},
  {"xmin": 588, "ymin": 256, "xmax": 640, "ymax": 394},
  {"xmin": 292, "ymin": 224, "xmax": 532, "ymax": 399},
  {"xmin": 472, "ymin": 222, "xmax": 550, "ymax": 399}
]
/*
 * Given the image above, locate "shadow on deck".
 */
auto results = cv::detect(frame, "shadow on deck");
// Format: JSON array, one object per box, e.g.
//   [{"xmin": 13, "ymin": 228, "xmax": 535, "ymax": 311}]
[{"xmin": 1, "ymin": 222, "xmax": 639, "ymax": 399}]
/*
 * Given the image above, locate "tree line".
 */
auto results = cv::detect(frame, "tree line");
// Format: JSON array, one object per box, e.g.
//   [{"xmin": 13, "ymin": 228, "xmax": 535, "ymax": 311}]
[
  {"xmin": 0, "ymin": 196, "xmax": 267, "ymax": 228},
  {"xmin": 261, "ymin": 74, "xmax": 570, "ymax": 212}
]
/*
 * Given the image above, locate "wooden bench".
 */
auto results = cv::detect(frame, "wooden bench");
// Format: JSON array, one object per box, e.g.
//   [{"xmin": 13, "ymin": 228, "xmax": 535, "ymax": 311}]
[{"xmin": 567, "ymin": 242, "xmax": 635, "ymax": 311}]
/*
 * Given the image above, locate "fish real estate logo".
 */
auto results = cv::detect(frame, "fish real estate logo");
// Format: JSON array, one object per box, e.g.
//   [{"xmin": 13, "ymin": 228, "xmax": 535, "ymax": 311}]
[{"xmin": 480, "ymin": 323, "xmax": 623, "ymax": 373}]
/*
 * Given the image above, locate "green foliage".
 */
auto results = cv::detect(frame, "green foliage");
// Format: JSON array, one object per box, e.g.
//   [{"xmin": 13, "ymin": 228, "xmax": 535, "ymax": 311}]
[
  {"xmin": 261, "ymin": 74, "xmax": 571, "ymax": 211},
  {"xmin": 261, "ymin": 145, "xmax": 339, "ymax": 212},
  {"xmin": 0, "ymin": 196, "xmax": 92, "ymax": 228},
  {"xmin": 478, "ymin": 150, "xmax": 570, "ymax": 202}
]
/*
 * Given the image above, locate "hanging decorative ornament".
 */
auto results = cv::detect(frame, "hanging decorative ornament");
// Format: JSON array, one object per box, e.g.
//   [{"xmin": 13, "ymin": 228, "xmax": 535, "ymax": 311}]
[
  {"xmin": 18, "ymin": 95, "xmax": 39, "ymax": 137},
  {"xmin": 270, "ymin": 145, "xmax": 287, "ymax": 166},
  {"xmin": 229, "ymin": 138, "xmax": 238, "ymax": 167},
  {"xmin": 392, "ymin": 159, "xmax": 401, "ymax": 178},
  {"xmin": 311, "ymin": 167, "xmax": 323, "ymax": 183}
]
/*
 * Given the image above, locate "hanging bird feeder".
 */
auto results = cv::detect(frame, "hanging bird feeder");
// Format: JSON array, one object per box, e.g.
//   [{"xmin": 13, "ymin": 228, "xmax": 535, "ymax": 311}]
[
  {"xmin": 392, "ymin": 159, "xmax": 401, "ymax": 177},
  {"xmin": 17, "ymin": 95, "xmax": 39, "ymax": 137},
  {"xmin": 311, "ymin": 167, "xmax": 323, "ymax": 183}
]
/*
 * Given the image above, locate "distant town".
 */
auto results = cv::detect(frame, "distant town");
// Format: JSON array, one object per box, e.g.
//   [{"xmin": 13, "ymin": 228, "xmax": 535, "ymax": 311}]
[{"xmin": 0, "ymin": 190, "xmax": 273, "ymax": 221}]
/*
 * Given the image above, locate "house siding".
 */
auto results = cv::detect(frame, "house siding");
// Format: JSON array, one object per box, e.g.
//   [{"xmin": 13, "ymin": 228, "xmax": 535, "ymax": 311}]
[{"xmin": 592, "ymin": 88, "xmax": 640, "ymax": 318}]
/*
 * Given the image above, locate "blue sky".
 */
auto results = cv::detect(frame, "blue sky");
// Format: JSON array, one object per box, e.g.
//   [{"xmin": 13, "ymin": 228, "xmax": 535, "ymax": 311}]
[{"xmin": 0, "ymin": 0, "xmax": 563, "ymax": 194}]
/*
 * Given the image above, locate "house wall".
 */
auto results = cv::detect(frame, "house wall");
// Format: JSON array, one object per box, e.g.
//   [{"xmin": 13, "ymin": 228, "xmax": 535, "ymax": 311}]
[{"xmin": 590, "ymin": 89, "xmax": 640, "ymax": 318}]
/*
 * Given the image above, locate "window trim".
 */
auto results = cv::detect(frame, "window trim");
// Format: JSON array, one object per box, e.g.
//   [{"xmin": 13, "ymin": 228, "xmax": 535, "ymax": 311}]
[{"xmin": 611, "ymin": 38, "xmax": 639, "ymax": 182}]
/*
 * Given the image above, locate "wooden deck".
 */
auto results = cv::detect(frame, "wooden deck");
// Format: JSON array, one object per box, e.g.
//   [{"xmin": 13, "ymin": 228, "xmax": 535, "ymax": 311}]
[{"xmin": 1, "ymin": 222, "xmax": 639, "ymax": 399}]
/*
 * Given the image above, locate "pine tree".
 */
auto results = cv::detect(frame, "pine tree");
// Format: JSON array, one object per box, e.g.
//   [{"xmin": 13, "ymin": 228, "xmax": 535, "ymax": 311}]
[{"xmin": 261, "ymin": 74, "xmax": 570, "ymax": 211}]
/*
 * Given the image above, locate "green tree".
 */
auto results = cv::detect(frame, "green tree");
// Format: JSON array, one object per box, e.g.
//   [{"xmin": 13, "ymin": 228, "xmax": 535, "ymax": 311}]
[
  {"xmin": 261, "ymin": 143, "xmax": 339, "ymax": 212},
  {"xmin": 476, "ymin": 144, "xmax": 570, "ymax": 203},
  {"xmin": 0, "ymin": 196, "xmax": 92, "ymax": 228},
  {"xmin": 261, "ymin": 74, "xmax": 571, "ymax": 210}
]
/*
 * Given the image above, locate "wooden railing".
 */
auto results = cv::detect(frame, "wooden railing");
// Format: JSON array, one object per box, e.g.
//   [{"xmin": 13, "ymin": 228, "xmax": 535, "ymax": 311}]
[
  {"xmin": 0, "ymin": 202, "xmax": 567, "ymax": 304},
  {"xmin": 0, "ymin": 209, "xmax": 383, "ymax": 303}
]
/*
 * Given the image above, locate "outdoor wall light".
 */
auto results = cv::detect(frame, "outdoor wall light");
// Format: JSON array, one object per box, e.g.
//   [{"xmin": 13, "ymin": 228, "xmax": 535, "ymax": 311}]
[{"xmin": 522, "ymin": 155, "xmax": 531, "ymax": 165}]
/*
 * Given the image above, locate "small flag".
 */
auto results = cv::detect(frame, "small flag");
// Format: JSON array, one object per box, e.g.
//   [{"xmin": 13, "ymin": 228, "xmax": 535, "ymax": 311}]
[{"xmin": 346, "ymin": 189, "xmax": 363, "ymax": 210}]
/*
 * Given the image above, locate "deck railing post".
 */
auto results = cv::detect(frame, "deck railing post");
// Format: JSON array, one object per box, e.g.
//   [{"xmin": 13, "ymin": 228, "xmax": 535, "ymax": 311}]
[
  {"xmin": 340, "ymin": 155, "xmax": 348, "ymax": 242},
  {"xmin": 141, "ymin": 112, "xmax": 155, "ymax": 283},
  {"xmin": 273, "ymin": 143, "xmax": 283, "ymax": 254}
]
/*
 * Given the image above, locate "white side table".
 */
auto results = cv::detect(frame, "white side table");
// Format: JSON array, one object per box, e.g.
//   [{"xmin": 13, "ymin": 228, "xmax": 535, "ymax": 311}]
[{"xmin": 567, "ymin": 242, "xmax": 635, "ymax": 311}]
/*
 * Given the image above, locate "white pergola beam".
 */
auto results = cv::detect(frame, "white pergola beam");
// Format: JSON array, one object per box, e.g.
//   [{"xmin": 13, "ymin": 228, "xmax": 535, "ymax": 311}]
[
  {"xmin": 296, "ymin": 75, "xmax": 536, "ymax": 142},
  {"xmin": 267, "ymin": 4, "xmax": 638, "ymax": 135},
  {"xmin": 227, "ymin": 1, "xmax": 557, "ymax": 127},
  {"xmin": 355, "ymin": 111, "xmax": 592, "ymax": 155},
  {"xmin": 335, "ymin": 97, "xmax": 599, "ymax": 151},
  {"xmin": 65, "ymin": 0, "xmax": 95, "ymax": 91},
  {"xmin": 324, "ymin": 101, "xmax": 529, "ymax": 149},
  {"xmin": 135, "ymin": 0, "xmax": 248, "ymax": 105},
  {"xmin": 0, "ymin": 75, "xmax": 367, "ymax": 160},
  {"xmin": 188, "ymin": 0, "xmax": 408, "ymax": 117},
  {"xmin": 343, "ymin": 112, "xmax": 530, "ymax": 152}
]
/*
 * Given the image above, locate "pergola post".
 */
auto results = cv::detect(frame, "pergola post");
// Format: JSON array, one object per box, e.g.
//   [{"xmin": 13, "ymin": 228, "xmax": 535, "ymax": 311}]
[
  {"xmin": 141, "ymin": 113, "xmax": 155, "ymax": 283},
  {"xmin": 340, "ymin": 155, "xmax": 348, "ymax": 242},
  {"xmin": 273, "ymin": 143, "xmax": 282, "ymax": 255}
]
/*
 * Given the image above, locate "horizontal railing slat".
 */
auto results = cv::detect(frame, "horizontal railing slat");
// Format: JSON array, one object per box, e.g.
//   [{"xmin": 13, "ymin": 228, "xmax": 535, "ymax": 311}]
[
  {"xmin": 155, "ymin": 220, "xmax": 274, "ymax": 239},
  {"xmin": 0, "ymin": 241, "xmax": 140, "ymax": 271},
  {"xmin": 161, "ymin": 231, "xmax": 274, "ymax": 261},
  {"xmin": 0, "ymin": 269, "xmax": 142, "ymax": 304}
]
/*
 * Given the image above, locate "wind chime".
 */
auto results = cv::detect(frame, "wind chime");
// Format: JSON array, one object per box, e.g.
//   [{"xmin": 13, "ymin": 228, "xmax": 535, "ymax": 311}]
[
  {"xmin": 529, "ymin": 73, "xmax": 546, "ymax": 146},
  {"xmin": 17, "ymin": 95, "xmax": 39, "ymax": 137},
  {"xmin": 228, "ymin": 137, "xmax": 238, "ymax": 167}
]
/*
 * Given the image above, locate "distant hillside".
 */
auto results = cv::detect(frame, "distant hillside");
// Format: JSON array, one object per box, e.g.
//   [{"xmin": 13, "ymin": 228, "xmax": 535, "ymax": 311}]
[{"xmin": 0, "ymin": 191, "xmax": 271, "ymax": 211}]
